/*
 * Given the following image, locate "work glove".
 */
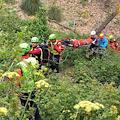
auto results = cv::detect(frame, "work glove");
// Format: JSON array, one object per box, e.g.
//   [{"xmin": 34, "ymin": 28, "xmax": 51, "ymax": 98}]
[{"xmin": 92, "ymin": 39, "xmax": 96, "ymax": 45}]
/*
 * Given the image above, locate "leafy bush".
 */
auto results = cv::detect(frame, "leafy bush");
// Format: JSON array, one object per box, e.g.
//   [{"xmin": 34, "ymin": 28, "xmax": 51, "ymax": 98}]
[
  {"xmin": 43, "ymin": 72, "xmax": 120, "ymax": 120},
  {"xmin": 0, "ymin": 12, "xmax": 22, "ymax": 33},
  {"xmin": 26, "ymin": 7, "xmax": 50, "ymax": 43},
  {"xmin": 0, "ymin": 6, "xmax": 50, "ymax": 71},
  {"xmin": 68, "ymin": 47, "xmax": 120, "ymax": 86},
  {"xmin": 4, "ymin": 0, "xmax": 16, "ymax": 4},
  {"xmin": 20, "ymin": 0, "xmax": 42, "ymax": 16},
  {"xmin": 48, "ymin": 5, "xmax": 62, "ymax": 22}
]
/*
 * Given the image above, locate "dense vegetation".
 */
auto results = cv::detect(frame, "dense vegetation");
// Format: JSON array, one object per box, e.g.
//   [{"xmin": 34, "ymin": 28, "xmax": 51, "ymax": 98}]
[{"xmin": 0, "ymin": 1, "xmax": 120, "ymax": 120}]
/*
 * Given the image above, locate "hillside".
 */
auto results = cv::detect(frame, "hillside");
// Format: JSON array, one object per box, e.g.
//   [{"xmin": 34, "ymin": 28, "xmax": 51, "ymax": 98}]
[
  {"xmin": 1, "ymin": 1, "xmax": 120, "ymax": 119},
  {"xmin": 7, "ymin": 0, "xmax": 120, "ymax": 37}
]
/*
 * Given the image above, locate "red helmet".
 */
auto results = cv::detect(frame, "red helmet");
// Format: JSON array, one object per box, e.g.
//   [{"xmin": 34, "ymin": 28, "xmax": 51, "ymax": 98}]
[{"xmin": 99, "ymin": 33, "xmax": 104, "ymax": 39}]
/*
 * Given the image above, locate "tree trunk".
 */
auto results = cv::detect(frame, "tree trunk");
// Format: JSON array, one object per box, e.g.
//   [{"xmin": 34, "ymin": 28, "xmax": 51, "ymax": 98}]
[{"xmin": 96, "ymin": 9, "xmax": 118, "ymax": 34}]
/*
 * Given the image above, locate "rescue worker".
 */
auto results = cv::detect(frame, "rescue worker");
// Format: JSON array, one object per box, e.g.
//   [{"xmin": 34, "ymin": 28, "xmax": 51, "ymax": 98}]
[
  {"xmin": 99, "ymin": 33, "xmax": 108, "ymax": 49},
  {"xmin": 87, "ymin": 30, "xmax": 100, "ymax": 58},
  {"xmin": 98, "ymin": 33, "xmax": 108, "ymax": 59},
  {"xmin": 108, "ymin": 35, "xmax": 119, "ymax": 52},
  {"xmin": 89, "ymin": 30, "xmax": 99, "ymax": 41},
  {"xmin": 17, "ymin": 43, "xmax": 42, "ymax": 120},
  {"xmin": 28, "ymin": 37, "xmax": 43, "ymax": 69},
  {"xmin": 47, "ymin": 34, "xmax": 63, "ymax": 73},
  {"xmin": 20, "ymin": 42, "xmax": 30, "ymax": 59}
]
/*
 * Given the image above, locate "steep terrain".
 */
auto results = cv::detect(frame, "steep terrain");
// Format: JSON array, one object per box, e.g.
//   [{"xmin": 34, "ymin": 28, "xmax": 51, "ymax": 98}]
[{"xmin": 7, "ymin": 0, "xmax": 120, "ymax": 37}]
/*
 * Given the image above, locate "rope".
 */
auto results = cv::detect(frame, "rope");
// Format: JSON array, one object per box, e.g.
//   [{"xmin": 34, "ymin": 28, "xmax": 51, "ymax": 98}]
[
  {"xmin": 94, "ymin": 10, "xmax": 105, "ymax": 31},
  {"xmin": 52, "ymin": 50, "xmax": 69, "ymax": 64},
  {"xmin": 73, "ymin": 18, "xmax": 76, "ymax": 32},
  {"xmin": 52, "ymin": 44, "xmax": 89, "ymax": 64}
]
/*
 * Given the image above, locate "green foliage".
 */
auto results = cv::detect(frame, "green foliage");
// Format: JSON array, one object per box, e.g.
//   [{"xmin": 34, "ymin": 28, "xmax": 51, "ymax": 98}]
[
  {"xmin": 38, "ymin": 75, "xmax": 79, "ymax": 120},
  {"xmin": 116, "ymin": 37, "xmax": 120, "ymax": 41},
  {"xmin": 66, "ymin": 32, "xmax": 81, "ymax": 39},
  {"xmin": 0, "ymin": 12, "xmax": 22, "ymax": 33},
  {"xmin": 48, "ymin": 5, "xmax": 62, "ymax": 22},
  {"xmin": 80, "ymin": 0, "xmax": 87, "ymax": 7},
  {"xmin": 0, "ymin": 6, "xmax": 50, "ymax": 71},
  {"xmin": 40, "ymin": 72, "xmax": 120, "ymax": 120},
  {"xmin": 69, "ymin": 22, "xmax": 74, "ymax": 27},
  {"xmin": 0, "ymin": 2, "xmax": 120, "ymax": 120},
  {"xmin": 53, "ymin": 30, "xmax": 68, "ymax": 40},
  {"xmin": 0, "ymin": 29, "xmax": 32, "ymax": 71},
  {"xmin": 4, "ymin": 0, "xmax": 16, "ymax": 4},
  {"xmin": 26, "ymin": 7, "xmax": 50, "ymax": 43},
  {"xmin": 0, "ymin": 67, "xmax": 48, "ymax": 119},
  {"xmin": 20, "ymin": 0, "xmax": 42, "ymax": 16},
  {"xmin": 67, "ymin": 48, "xmax": 120, "ymax": 87}
]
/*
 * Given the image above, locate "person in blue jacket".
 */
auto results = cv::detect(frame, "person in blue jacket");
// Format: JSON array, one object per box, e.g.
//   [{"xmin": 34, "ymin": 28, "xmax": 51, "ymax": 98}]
[
  {"xmin": 98, "ymin": 33, "xmax": 108, "ymax": 59},
  {"xmin": 99, "ymin": 33, "xmax": 108, "ymax": 49}
]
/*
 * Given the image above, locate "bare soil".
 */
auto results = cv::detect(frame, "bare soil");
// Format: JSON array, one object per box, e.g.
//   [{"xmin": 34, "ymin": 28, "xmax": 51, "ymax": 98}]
[{"xmin": 7, "ymin": 0, "xmax": 120, "ymax": 38}]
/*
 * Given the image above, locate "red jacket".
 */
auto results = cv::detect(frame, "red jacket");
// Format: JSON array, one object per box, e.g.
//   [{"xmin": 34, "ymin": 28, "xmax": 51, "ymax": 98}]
[
  {"xmin": 29, "ymin": 47, "xmax": 41, "ymax": 63},
  {"xmin": 48, "ymin": 40, "xmax": 63, "ymax": 55},
  {"xmin": 109, "ymin": 40, "xmax": 119, "ymax": 52},
  {"xmin": 29, "ymin": 47, "xmax": 41, "ymax": 55},
  {"xmin": 54, "ymin": 40, "xmax": 64, "ymax": 53}
]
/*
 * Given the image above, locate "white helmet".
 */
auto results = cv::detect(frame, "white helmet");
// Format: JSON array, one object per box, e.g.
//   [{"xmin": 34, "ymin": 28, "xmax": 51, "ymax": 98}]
[
  {"xmin": 90, "ymin": 30, "xmax": 96, "ymax": 35},
  {"xmin": 25, "ymin": 57, "xmax": 37, "ymax": 66},
  {"xmin": 17, "ymin": 57, "xmax": 37, "ymax": 67}
]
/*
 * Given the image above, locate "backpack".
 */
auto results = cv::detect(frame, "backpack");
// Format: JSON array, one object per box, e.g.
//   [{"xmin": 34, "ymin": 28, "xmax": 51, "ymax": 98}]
[{"xmin": 39, "ymin": 43, "xmax": 50, "ymax": 63}]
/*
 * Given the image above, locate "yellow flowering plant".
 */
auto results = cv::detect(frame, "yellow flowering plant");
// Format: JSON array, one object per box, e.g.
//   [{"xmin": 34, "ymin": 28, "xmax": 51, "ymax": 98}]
[
  {"xmin": 2, "ymin": 72, "xmax": 19, "ymax": 79},
  {"xmin": 0, "ymin": 107, "xmax": 8, "ymax": 116},
  {"xmin": 35, "ymin": 80, "xmax": 51, "ymax": 88},
  {"xmin": 33, "ymin": 69, "xmax": 45, "ymax": 82},
  {"xmin": 110, "ymin": 105, "xmax": 118, "ymax": 114},
  {"xmin": 117, "ymin": 115, "xmax": 120, "ymax": 120},
  {"xmin": 110, "ymin": 105, "xmax": 118, "ymax": 120},
  {"xmin": 73, "ymin": 101, "xmax": 105, "ymax": 120}
]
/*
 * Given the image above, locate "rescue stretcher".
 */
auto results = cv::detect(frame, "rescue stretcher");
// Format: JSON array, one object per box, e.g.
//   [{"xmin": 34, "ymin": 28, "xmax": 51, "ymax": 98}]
[{"xmin": 61, "ymin": 38, "xmax": 93, "ymax": 50}]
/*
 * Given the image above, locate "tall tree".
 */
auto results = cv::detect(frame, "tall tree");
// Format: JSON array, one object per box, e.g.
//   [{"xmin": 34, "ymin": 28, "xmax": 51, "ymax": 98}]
[
  {"xmin": 96, "ymin": 9, "xmax": 118, "ymax": 34},
  {"xmin": 95, "ymin": 0, "xmax": 119, "ymax": 34}
]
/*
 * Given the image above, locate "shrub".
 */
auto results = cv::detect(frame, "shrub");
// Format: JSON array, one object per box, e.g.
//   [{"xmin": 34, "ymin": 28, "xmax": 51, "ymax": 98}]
[
  {"xmin": 48, "ymin": 5, "xmax": 62, "ymax": 22},
  {"xmin": 0, "ymin": 13, "xmax": 22, "ymax": 33},
  {"xmin": 26, "ymin": 7, "xmax": 50, "ymax": 43},
  {"xmin": 20, "ymin": 0, "xmax": 42, "ymax": 16},
  {"xmin": 69, "ymin": 47, "xmax": 120, "ymax": 86},
  {"xmin": 4, "ymin": 0, "xmax": 16, "ymax": 4}
]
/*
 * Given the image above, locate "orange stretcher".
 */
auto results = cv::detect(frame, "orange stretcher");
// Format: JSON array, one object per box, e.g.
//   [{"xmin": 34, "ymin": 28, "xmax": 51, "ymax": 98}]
[{"xmin": 62, "ymin": 38, "xmax": 93, "ymax": 50}]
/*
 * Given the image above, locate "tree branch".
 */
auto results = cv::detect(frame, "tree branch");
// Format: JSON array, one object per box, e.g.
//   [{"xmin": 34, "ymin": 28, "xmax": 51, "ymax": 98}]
[{"xmin": 47, "ymin": 18, "xmax": 80, "ymax": 36}]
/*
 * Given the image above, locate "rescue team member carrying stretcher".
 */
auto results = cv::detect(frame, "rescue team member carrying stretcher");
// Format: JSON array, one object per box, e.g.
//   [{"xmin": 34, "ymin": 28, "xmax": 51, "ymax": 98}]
[
  {"xmin": 28, "ymin": 37, "xmax": 49, "ymax": 69},
  {"xmin": 108, "ymin": 35, "xmax": 119, "ymax": 52},
  {"xmin": 47, "ymin": 34, "xmax": 63, "ymax": 73},
  {"xmin": 98, "ymin": 33, "xmax": 108, "ymax": 59},
  {"xmin": 86, "ymin": 30, "xmax": 100, "ymax": 58}
]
